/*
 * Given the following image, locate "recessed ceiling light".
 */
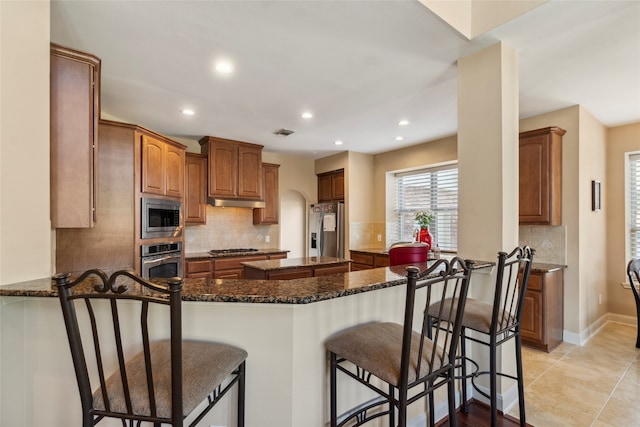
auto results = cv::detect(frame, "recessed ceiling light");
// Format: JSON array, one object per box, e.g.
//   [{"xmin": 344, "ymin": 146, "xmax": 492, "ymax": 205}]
[
  {"xmin": 398, "ymin": 119, "xmax": 410, "ymax": 126},
  {"xmin": 215, "ymin": 60, "xmax": 234, "ymax": 74},
  {"xmin": 301, "ymin": 112, "xmax": 314, "ymax": 119},
  {"xmin": 334, "ymin": 140, "xmax": 343, "ymax": 146},
  {"xmin": 395, "ymin": 136, "xmax": 404, "ymax": 141},
  {"xmin": 181, "ymin": 109, "xmax": 195, "ymax": 116}
]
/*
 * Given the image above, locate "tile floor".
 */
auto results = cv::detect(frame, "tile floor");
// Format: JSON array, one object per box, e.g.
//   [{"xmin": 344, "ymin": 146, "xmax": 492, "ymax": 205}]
[{"xmin": 507, "ymin": 322, "xmax": 640, "ymax": 426}]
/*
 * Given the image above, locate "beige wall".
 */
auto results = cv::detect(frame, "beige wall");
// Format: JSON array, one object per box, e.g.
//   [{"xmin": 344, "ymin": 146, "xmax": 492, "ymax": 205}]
[
  {"xmin": 0, "ymin": 0, "xmax": 51, "ymax": 284},
  {"xmin": 606, "ymin": 122, "xmax": 640, "ymax": 319}
]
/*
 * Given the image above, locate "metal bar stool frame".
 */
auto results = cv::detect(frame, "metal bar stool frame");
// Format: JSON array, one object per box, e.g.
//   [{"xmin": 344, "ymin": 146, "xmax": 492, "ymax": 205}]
[
  {"xmin": 625, "ymin": 259, "xmax": 640, "ymax": 348},
  {"xmin": 54, "ymin": 269, "xmax": 246, "ymax": 427}
]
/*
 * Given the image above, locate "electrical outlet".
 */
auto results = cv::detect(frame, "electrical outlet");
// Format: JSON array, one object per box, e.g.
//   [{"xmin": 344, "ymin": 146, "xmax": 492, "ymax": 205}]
[
  {"xmin": 598, "ymin": 294, "xmax": 602, "ymax": 304},
  {"xmin": 377, "ymin": 234, "xmax": 382, "ymax": 242},
  {"xmin": 265, "ymin": 235, "xmax": 270, "ymax": 243}
]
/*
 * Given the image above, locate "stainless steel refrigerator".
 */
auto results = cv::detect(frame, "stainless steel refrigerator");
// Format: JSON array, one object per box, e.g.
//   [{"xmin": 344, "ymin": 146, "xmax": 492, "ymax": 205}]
[{"xmin": 308, "ymin": 202, "xmax": 345, "ymax": 258}]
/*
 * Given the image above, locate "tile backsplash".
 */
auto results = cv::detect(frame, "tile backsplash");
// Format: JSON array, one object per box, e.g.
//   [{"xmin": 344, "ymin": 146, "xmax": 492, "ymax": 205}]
[
  {"xmin": 519, "ymin": 225, "xmax": 567, "ymax": 265},
  {"xmin": 350, "ymin": 222, "xmax": 387, "ymax": 249},
  {"xmin": 184, "ymin": 206, "xmax": 279, "ymax": 253}
]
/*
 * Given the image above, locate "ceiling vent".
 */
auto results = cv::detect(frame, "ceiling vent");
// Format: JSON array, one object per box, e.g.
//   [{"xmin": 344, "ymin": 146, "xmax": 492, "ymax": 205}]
[{"xmin": 273, "ymin": 128, "xmax": 294, "ymax": 136}]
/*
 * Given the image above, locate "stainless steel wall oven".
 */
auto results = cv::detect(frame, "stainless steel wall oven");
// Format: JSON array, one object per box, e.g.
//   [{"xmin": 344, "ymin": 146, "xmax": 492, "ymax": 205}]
[{"xmin": 141, "ymin": 242, "xmax": 183, "ymax": 279}]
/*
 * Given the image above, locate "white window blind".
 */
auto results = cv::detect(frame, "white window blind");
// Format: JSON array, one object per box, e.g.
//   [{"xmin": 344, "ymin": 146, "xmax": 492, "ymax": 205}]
[
  {"xmin": 395, "ymin": 165, "xmax": 458, "ymax": 251},
  {"xmin": 628, "ymin": 153, "xmax": 640, "ymax": 258}
]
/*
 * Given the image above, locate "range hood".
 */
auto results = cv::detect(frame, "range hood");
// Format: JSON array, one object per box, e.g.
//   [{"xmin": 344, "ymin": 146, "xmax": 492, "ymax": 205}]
[{"xmin": 207, "ymin": 197, "xmax": 265, "ymax": 208}]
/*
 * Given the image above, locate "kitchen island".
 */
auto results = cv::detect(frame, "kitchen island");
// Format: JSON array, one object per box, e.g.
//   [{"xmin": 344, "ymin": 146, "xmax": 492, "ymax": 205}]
[
  {"xmin": 0, "ymin": 260, "xmax": 492, "ymax": 427},
  {"xmin": 242, "ymin": 256, "xmax": 351, "ymax": 280}
]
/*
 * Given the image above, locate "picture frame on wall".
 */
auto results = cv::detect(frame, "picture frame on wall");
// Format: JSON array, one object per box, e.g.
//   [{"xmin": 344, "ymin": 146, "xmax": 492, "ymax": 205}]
[{"xmin": 592, "ymin": 180, "xmax": 601, "ymax": 211}]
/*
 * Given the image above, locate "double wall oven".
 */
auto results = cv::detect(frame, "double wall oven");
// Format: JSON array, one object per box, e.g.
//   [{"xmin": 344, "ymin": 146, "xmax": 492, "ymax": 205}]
[{"xmin": 140, "ymin": 197, "xmax": 183, "ymax": 279}]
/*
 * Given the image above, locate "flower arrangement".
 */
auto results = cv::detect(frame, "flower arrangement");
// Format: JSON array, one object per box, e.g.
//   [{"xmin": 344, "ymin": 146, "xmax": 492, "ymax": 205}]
[{"xmin": 414, "ymin": 209, "xmax": 435, "ymax": 229}]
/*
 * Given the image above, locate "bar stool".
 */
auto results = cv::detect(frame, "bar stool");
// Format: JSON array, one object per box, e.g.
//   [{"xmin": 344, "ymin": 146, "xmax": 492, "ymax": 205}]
[
  {"xmin": 326, "ymin": 257, "xmax": 474, "ymax": 427},
  {"xmin": 54, "ymin": 269, "xmax": 247, "ymax": 427},
  {"xmin": 427, "ymin": 246, "xmax": 534, "ymax": 427}
]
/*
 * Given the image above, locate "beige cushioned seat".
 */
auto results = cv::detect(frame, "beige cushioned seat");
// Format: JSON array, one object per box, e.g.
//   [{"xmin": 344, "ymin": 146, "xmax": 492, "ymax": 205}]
[
  {"xmin": 326, "ymin": 322, "xmax": 447, "ymax": 386},
  {"xmin": 94, "ymin": 340, "xmax": 247, "ymax": 419},
  {"xmin": 428, "ymin": 298, "xmax": 514, "ymax": 334}
]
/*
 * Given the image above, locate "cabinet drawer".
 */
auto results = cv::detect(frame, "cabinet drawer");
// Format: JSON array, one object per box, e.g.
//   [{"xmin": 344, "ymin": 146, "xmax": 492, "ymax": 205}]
[
  {"xmin": 268, "ymin": 268, "xmax": 313, "ymax": 280},
  {"xmin": 351, "ymin": 252, "xmax": 374, "ymax": 266},
  {"xmin": 527, "ymin": 273, "xmax": 542, "ymax": 291},
  {"xmin": 186, "ymin": 260, "xmax": 212, "ymax": 274},
  {"xmin": 268, "ymin": 253, "xmax": 287, "ymax": 260},
  {"xmin": 374, "ymin": 255, "xmax": 390, "ymax": 268},
  {"xmin": 351, "ymin": 263, "xmax": 372, "ymax": 271},
  {"xmin": 214, "ymin": 268, "xmax": 244, "ymax": 279},
  {"xmin": 214, "ymin": 255, "xmax": 268, "ymax": 270},
  {"xmin": 314, "ymin": 264, "xmax": 350, "ymax": 277}
]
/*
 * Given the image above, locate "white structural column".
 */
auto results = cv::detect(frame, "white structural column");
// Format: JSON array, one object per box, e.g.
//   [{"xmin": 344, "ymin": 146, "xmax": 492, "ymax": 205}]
[{"xmin": 456, "ymin": 42, "xmax": 521, "ymax": 410}]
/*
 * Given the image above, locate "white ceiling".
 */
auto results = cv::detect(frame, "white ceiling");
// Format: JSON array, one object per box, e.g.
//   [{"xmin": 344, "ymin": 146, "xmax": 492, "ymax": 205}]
[{"xmin": 50, "ymin": 0, "xmax": 640, "ymax": 158}]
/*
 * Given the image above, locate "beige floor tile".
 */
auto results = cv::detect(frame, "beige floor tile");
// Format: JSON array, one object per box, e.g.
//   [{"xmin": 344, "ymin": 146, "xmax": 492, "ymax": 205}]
[
  {"xmin": 595, "ymin": 394, "xmax": 640, "ymax": 426},
  {"xmin": 608, "ymin": 361, "xmax": 640, "ymax": 405},
  {"xmin": 521, "ymin": 390, "xmax": 597, "ymax": 427},
  {"xmin": 531, "ymin": 360, "xmax": 620, "ymax": 397}
]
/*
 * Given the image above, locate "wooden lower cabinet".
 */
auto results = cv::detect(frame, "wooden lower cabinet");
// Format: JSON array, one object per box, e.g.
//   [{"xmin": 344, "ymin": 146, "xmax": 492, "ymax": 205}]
[
  {"xmin": 350, "ymin": 250, "xmax": 389, "ymax": 270},
  {"xmin": 185, "ymin": 252, "xmax": 288, "ymax": 279},
  {"xmin": 185, "ymin": 259, "xmax": 213, "ymax": 279},
  {"xmin": 521, "ymin": 269, "xmax": 564, "ymax": 352},
  {"xmin": 244, "ymin": 262, "xmax": 350, "ymax": 280}
]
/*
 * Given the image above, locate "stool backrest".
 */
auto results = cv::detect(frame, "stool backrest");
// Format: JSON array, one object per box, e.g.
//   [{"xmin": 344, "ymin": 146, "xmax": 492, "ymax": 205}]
[
  {"xmin": 626, "ymin": 259, "xmax": 640, "ymax": 302},
  {"xmin": 401, "ymin": 257, "xmax": 473, "ymax": 390},
  {"xmin": 54, "ymin": 269, "xmax": 184, "ymax": 426},
  {"xmin": 389, "ymin": 242, "xmax": 429, "ymax": 266},
  {"xmin": 491, "ymin": 246, "xmax": 535, "ymax": 335}
]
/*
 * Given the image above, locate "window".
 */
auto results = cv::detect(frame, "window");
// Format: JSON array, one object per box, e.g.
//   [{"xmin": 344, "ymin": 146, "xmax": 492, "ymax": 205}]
[
  {"xmin": 395, "ymin": 164, "xmax": 458, "ymax": 251},
  {"xmin": 628, "ymin": 153, "xmax": 640, "ymax": 259}
]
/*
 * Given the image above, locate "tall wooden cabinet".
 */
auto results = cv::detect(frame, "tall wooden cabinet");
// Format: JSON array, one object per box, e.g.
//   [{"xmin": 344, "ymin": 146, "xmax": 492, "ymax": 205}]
[
  {"xmin": 56, "ymin": 120, "xmax": 186, "ymax": 275},
  {"xmin": 50, "ymin": 43, "xmax": 101, "ymax": 228},
  {"xmin": 254, "ymin": 163, "xmax": 280, "ymax": 224},
  {"xmin": 185, "ymin": 153, "xmax": 207, "ymax": 225},
  {"xmin": 199, "ymin": 136, "xmax": 263, "ymax": 201},
  {"xmin": 318, "ymin": 169, "xmax": 344, "ymax": 202},
  {"xmin": 519, "ymin": 127, "xmax": 565, "ymax": 225}
]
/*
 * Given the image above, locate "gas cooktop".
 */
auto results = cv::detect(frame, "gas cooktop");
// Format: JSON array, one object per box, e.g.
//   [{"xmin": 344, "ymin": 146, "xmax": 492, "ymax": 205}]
[{"xmin": 209, "ymin": 248, "xmax": 259, "ymax": 255}]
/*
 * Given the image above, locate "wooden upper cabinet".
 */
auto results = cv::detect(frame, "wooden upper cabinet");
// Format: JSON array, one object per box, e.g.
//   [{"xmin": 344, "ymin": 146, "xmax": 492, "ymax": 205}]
[
  {"xmin": 318, "ymin": 169, "xmax": 344, "ymax": 202},
  {"xmin": 165, "ymin": 144, "xmax": 185, "ymax": 198},
  {"xmin": 141, "ymin": 135, "xmax": 165, "ymax": 195},
  {"xmin": 185, "ymin": 153, "xmax": 207, "ymax": 225},
  {"xmin": 519, "ymin": 127, "xmax": 565, "ymax": 225},
  {"xmin": 141, "ymin": 134, "xmax": 185, "ymax": 198},
  {"xmin": 199, "ymin": 136, "xmax": 263, "ymax": 200},
  {"xmin": 50, "ymin": 43, "xmax": 101, "ymax": 228},
  {"xmin": 254, "ymin": 163, "xmax": 280, "ymax": 225}
]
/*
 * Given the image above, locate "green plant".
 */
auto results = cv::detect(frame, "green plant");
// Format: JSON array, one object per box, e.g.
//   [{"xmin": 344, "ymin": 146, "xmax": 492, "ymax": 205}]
[{"xmin": 414, "ymin": 209, "xmax": 435, "ymax": 228}]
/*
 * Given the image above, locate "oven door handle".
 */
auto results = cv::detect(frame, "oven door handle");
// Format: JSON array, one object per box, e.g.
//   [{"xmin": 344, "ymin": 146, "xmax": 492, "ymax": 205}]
[{"xmin": 143, "ymin": 254, "xmax": 181, "ymax": 266}]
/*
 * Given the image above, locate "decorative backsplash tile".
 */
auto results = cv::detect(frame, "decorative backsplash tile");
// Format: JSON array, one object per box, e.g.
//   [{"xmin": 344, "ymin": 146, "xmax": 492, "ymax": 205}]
[
  {"xmin": 519, "ymin": 225, "xmax": 566, "ymax": 265},
  {"xmin": 184, "ymin": 206, "xmax": 279, "ymax": 253},
  {"xmin": 350, "ymin": 222, "xmax": 387, "ymax": 249}
]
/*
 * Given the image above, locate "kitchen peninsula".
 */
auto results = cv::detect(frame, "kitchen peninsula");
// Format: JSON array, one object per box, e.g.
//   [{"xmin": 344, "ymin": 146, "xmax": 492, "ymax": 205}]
[
  {"xmin": 0, "ymin": 260, "xmax": 492, "ymax": 427},
  {"xmin": 242, "ymin": 256, "xmax": 351, "ymax": 280}
]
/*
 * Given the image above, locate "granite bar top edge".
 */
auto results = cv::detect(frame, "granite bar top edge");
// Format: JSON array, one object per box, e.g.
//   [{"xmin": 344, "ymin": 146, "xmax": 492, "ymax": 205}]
[{"xmin": 0, "ymin": 259, "xmax": 493, "ymax": 304}]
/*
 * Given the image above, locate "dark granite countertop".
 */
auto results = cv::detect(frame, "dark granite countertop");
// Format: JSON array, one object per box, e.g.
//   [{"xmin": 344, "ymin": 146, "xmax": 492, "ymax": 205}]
[
  {"xmin": 0, "ymin": 259, "xmax": 493, "ymax": 304},
  {"xmin": 186, "ymin": 248, "xmax": 289, "ymax": 260},
  {"xmin": 531, "ymin": 262, "xmax": 566, "ymax": 273},
  {"xmin": 242, "ymin": 256, "xmax": 351, "ymax": 271}
]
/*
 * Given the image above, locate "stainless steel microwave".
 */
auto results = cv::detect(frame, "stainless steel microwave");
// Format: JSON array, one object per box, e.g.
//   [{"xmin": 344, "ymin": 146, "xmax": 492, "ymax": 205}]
[{"xmin": 141, "ymin": 197, "xmax": 182, "ymax": 239}]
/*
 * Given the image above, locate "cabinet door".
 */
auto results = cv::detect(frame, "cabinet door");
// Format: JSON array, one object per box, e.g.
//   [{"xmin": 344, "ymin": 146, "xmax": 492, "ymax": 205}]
[
  {"xmin": 254, "ymin": 163, "xmax": 279, "ymax": 224},
  {"xmin": 50, "ymin": 44, "xmax": 100, "ymax": 228},
  {"xmin": 185, "ymin": 154, "xmax": 207, "ymax": 225},
  {"xmin": 332, "ymin": 170, "xmax": 345, "ymax": 201},
  {"xmin": 165, "ymin": 144, "xmax": 184, "ymax": 198},
  {"xmin": 208, "ymin": 140, "xmax": 238, "ymax": 197},
  {"xmin": 519, "ymin": 127, "xmax": 564, "ymax": 225},
  {"xmin": 521, "ymin": 290, "xmax": 543, "ymax": 343},
  {"xmin": 237, "ymin": 144, "xmax": 263, "ymax": 199},
  {"xmin": 318, "ymin": 174, "xmax": 332, "ymax": 202},
  {"xmin": 141, "ymin": 135, "xmax": 165, "ymax": 195}
]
